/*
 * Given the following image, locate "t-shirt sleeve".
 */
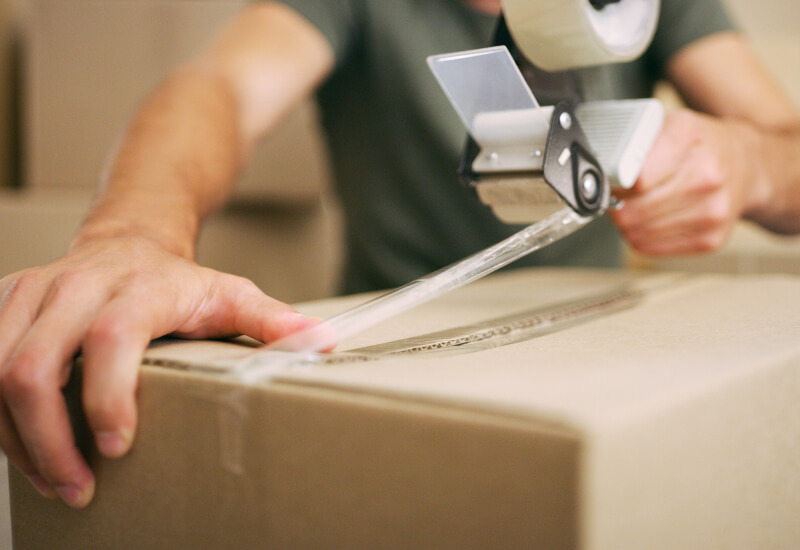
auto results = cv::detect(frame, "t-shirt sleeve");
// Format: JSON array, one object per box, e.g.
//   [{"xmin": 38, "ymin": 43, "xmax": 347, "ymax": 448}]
[
  {"xmin": 648, "ymin": 0, "xmax": 738, "ymax": 74},
  {"xmin": 256, "ymin": 0, "xmax": 363, "ymax": 63}
]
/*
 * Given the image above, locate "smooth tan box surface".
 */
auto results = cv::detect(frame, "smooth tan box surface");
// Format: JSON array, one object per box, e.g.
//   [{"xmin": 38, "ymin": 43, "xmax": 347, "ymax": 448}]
[{"xmin": 9, "ymin": 268, "xmax": 800, "ymax": 549}]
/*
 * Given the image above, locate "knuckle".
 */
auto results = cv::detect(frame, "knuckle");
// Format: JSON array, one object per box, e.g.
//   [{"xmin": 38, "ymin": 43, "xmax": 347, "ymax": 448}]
[
  {"xmin": 1, "ymin": 270, "xmax": 41, "ymax": 305},
  {"xmin": 706, "ymin": 196, "xmax": 732, "ymax": 226},
  {"xmin": 225, "ymin": 274, "xmax": 259, "ymax": 294},
  {"xmin": 609, "ymin": 208, "xmax": 628, "ymax": 227},
  {"xmin": 616, "ymin": 211, "xmax": 637, "ymax": 231},
  {"xmin": 221, "ymin": 275, "xmax": 266, "ymax": 308},
  {"xmin": 35, "ymin": 451, "xmax": 85, "ymax": 487},
  {"xmin": 51, "ymin": 268, "xmax": 89, "ymax": 295},
  {"xmin": 630, "ymin": 241, "xmax": 653, "ymax": 255},
  {"xmin": 701, "ymin": 160, "xmax": 726, "ymax": 190},
  {"xmin": 85, "ymin": 315, "xmax": 130, "ymax": 346},
  {"xmin": 621, "ymin": 232, "xmax": 646, "ymax": 252},
  {"xmin": 1, "ymin": 353, "xmax": 50, "ymax": 406},
  {"xmin": 614, "ymin": 206, "xmax": 645, "ymax": 234},
  {"xmin": 698, "ymin": 231, "xmax": 726, "ymax": 252},
  {"xmin": 14, "ymin": 270, "xmax": 43, "ymax": 291},
  {"xmin": 694, "ymin": 194, "xmax": 732, "ymax": 232},
  {"xmin": 616, "ymin": 225, "xmax": 635, "ymax": 244}
]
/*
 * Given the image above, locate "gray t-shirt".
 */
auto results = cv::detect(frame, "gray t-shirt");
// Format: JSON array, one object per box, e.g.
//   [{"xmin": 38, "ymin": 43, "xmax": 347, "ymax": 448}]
[{"xmin": 271, "ymin": 0, "xmax": 735, "ymax": 293}]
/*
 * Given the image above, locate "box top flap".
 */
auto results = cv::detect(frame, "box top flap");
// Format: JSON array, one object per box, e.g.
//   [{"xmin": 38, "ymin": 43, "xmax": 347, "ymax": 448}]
[{"xmin": 143, "ymin": 268, "xmax": 800, "ymax": 433}]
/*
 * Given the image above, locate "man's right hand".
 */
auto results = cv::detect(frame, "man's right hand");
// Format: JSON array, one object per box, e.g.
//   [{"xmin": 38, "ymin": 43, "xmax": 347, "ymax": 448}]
[{"xmin": 0, "ymin": 235, "xmax": 320, "ymax": 508}]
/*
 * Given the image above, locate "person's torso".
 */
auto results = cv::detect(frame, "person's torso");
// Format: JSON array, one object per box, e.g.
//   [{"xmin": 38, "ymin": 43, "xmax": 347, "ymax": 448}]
[{"xmin": 317, "ymin": 0, "xmax": 656, "ymax": 293}]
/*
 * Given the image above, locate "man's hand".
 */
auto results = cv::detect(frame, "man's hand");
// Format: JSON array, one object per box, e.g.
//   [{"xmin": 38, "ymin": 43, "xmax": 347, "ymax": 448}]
[
  {"xmin": 613, "ymin": 32, "xmax": 800, "ymax": 252},
  {"xmin": 610, "ymin": 109, "xmax": 766, "ymax": 255},
  {"xmin": 0, "ymin": 236, "xmax": 319, "ymax": 508},
  {"xmin": 616, "ymin": 30, "xmax": 800, "ymax": 250},
  {"xmin": 0, "ymin": 2, "xmax": 336, "ymax": 509}
]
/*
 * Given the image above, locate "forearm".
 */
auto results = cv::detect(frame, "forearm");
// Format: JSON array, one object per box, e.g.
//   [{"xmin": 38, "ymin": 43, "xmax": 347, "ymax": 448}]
[
  {"xmin": 74, "ymin": 65, "xmax": 243, "ymax": 259},
  {"xmin": 72, "ymin": 3, "xmax": 334, "ymax": 261},
  {"xmin": 745, "ymin": 126, "xmax": 800, "ymax": 234}
]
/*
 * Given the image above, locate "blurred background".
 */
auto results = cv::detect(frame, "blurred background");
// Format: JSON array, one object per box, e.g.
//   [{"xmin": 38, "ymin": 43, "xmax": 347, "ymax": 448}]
[
  {"xmin": 0, "ymin": 0, "xmax": 799, "ymax": 299},
  {"xmin": 0, "ymin": 0, "xmax": 799, "ymax": 545},
  {"xmin": 0, "ymin": 0, "xmax": 345, "ymax": 305}
]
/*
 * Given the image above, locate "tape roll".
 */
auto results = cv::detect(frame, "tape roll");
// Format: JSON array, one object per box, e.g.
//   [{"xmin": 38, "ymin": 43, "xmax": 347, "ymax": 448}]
[{"xmin": 501, "ymin": 0, "xmax": 660, "ymax": 71}]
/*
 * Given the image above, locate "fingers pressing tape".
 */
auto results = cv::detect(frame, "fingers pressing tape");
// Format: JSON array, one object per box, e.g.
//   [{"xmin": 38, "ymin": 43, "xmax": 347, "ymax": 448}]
[{"xmin": 189, "ymin": 274, "xmax": 321, "ymax": 343}]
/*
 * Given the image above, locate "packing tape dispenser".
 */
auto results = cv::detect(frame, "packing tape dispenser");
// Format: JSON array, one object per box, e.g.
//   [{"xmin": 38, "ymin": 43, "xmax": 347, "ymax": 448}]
[{"xmin": 429, "ymin": 0, "xmax": 664, "ymax": 224}]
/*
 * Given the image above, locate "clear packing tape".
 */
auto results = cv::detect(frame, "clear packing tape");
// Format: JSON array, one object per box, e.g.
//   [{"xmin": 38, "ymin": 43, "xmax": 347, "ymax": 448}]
[
  {"xmin": 270, "ymin": 208, "xmax": 590, "ymax": 353},
  {"xmin": 230, "ymin": 267, "xmax": 690, "ymax": 385},
  {"xmin": 501, "ymin": 0, "xmax": 660, "ymax": 71},
  {"xmin": 233, "ymin": 208, "xmax": 595, "ymax": 382}
]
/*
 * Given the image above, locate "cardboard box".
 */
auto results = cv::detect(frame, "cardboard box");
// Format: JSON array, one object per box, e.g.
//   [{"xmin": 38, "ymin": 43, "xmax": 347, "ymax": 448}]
[
  {"xmin": 9, "ymin": 268, "xmax": 800, "ymax": 549},
  {"xmin": 24, "ymin": 0, "xmax": 333, "ymax": 204}
]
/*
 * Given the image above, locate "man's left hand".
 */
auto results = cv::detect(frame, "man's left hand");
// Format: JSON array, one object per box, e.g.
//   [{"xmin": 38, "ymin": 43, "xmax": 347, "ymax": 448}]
[{"xmin": 610, "ymin": 108, "xmax": 766, "ymax": 255}]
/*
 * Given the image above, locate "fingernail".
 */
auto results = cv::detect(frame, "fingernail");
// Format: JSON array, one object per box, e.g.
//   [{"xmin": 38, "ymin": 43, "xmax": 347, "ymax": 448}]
[
  {"xmin": 283, "ymin": 311, "xmax": 319, "ymax": 322},
  {"xmin": 96, "ymin": 429, "xmax": 133, "ymax": 458},
  {"xmin": 278, "ymin": 312, "xmax": 321, "ymax": 331},
  {"xmin": 27, "ymin": 475, "xmax": 57, "ymax": 499},
  {"xmin": 56, "ymin": 481, "xmax": 94, "ymax": 509}
]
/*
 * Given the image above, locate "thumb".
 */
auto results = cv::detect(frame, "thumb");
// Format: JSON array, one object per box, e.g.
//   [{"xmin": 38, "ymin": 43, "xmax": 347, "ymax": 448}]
[{"xmin": 177, "ymin": 273, "xmax": 322, "ymax": 344}]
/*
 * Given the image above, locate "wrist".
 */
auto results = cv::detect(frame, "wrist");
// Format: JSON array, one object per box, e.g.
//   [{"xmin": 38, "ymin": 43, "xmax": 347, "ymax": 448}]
[
  {"xmin": 735, "ymin": 121, "xmax": 775, "ymax": 222},
  {"xmin": 71, "ymin": 191, "xmax": 200, "ymax": 259}
]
